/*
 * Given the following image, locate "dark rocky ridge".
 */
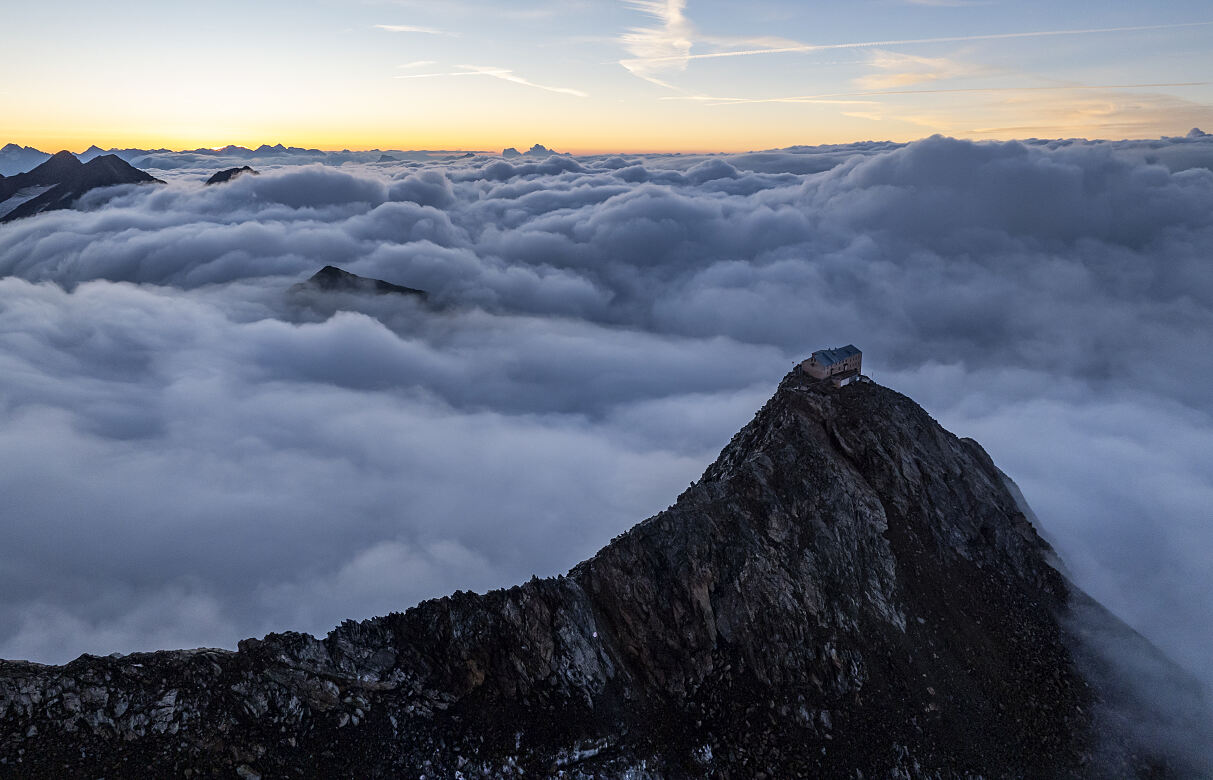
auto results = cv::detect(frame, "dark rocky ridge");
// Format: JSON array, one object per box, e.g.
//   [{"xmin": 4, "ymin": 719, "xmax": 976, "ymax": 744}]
[
  {"xmin": 205, "ymin": 166, "xmax": 259, "ymax": 185},
  {"xmin": 0, "ymin": 370, "xmax": 1206, "ymax": 777},
  {"xmin": 0, "ymin": 151, "xmax": 161, "ymax": 223},
  {"xmin": 289, "ymin": 265, "xmax": 427, "ymax": 299}
]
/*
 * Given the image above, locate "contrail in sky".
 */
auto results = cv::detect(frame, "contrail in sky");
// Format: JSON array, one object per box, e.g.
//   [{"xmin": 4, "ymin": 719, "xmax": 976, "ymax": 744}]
[
  {"xmin": 396, "ymin": 66, "xmax": 588, "ymax": 97},
  {"xmin": 664, "ymin": 82, "xmax": 1211, "ymax": 105},
  {"xmin": 628, "ymin": 21, "xmax": 1213, "ymax": 65}
]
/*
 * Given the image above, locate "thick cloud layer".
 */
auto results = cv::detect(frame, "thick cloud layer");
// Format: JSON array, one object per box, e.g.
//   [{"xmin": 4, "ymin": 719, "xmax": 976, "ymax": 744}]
[{"xmin": 1, "ymin": 136, "xmax": 1211, "ymax": 731}]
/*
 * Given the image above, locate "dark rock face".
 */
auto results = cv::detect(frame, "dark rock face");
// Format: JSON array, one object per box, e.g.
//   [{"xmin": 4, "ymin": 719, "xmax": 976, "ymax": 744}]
[
  {"xmin": 0, "ymin": 152, "xmax": 161, "ymax": 223},
  {"xmin": 5, "ymin": 150, "xmax": 81, "ymax": 185},
  {"xmin": 204, "ymin": 166, "xmax": 259, "ymax": 185},
  {"xmin": 289, "ymin": 265, "xmax": 427, "ymax": 299},
  {"xmin": 0, "ymin": 371, "xmax": 1205, "ymax": 777}
]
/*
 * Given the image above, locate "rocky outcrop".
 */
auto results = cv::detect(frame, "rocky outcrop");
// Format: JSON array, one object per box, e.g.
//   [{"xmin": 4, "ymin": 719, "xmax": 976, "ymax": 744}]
[
  {"xmin": 289, "ymin": 265, "xmax": 427, "ymax": 299},
  {"xmin": 205, "ymin": 166, "xmax": 259, "ymax": 185},
  {"xmin": 0, "ymin": 152, "xmax": 161, "ymax": 223},
  {"xmin": 0, "ymin": 370, "xmax": 1206, "ymax": 777}
]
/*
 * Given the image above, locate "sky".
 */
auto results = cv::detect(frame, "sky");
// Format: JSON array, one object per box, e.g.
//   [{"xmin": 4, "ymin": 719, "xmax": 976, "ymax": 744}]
[{"xmin": 1, "ymin": 0, "xmax": 1212, "ymax": 152}]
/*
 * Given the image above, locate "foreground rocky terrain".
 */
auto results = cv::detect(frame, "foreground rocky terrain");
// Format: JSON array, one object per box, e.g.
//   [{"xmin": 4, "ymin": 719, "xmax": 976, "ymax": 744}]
[{"xmin": 1, "ymin": 369, "xmax": 1207, "ymax": 777}]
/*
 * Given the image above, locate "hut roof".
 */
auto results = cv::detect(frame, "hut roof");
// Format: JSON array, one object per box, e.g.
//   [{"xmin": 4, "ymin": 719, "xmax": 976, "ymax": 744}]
[{"xmin": 811, "ymin": 344, "xmax": 861, "ymax": 367}]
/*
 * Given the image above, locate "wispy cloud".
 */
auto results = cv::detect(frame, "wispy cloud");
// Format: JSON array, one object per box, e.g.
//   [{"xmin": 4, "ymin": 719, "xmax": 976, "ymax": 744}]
[
  {"xmin": 661, "ymin": 81, "xmax": 1210, "ymax": 107},
  {"xmin": 618, "ymin": 0, "xmax": 695, "ymax": 89},
  {"xmin": 395, "ymin": 65, "xmax": 588, "ymax": 97},
  {"xmin": 398, "ymin": 60, "xmax": 439, "ymax": 69},
  {"xmin": 964, "ymin": 89, "xmax": 1213, "ymax": 137},
  {"xmin": 632, "ymin": 22, "xmax": 1213, "ymax": 66},
  {"xmin": 614, "ymin": 5, "xmax": 1210, "ymax": 94},
  {"xmin": 855, "ymin": 50, "xmax": 986, "ymax": 90},
  {"xmin": 616, "ymin": 1, "xmax": 809, "ymax": 91},
  {"xmin": 830, "ymin": 85, "xmax": 1213, "ymax": 140},
  {"xmin": 375, "ymin": 24, "xmax": 451, "ymax": 35}
]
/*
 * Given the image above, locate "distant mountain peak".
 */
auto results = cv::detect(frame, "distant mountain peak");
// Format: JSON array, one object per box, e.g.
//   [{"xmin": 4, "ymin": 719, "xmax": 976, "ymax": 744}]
[
  {"xmin": 19, "ymin": 151, "xmax": 84, "ymax": 182},
  {"xmin": 0, "ymin": 144, "xmax": 52, "ymax": 177},
  {"xmin": 201, "ymin": 145, "xmax": 254, "ymax": 156},
  {"xmin": 0, "ymin": 152, "xmax": 160, "ymax": 223},
  {"xmin": 205, "ymin": 166, "xmax": 258, "ymax": 185},
  {"xmin": 289, "ymin": 265, "xmax": 427, "ymax": 299}
]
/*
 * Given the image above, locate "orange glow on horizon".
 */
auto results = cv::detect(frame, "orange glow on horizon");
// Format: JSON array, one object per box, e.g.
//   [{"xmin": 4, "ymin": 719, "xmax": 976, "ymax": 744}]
[
  {"xmin": 5, "ymin": 86, "xmax": 1210, "ymax": 157},
  {"xmin": 1, "ymin": 132, "xmax": 869, "ymax": 157}
]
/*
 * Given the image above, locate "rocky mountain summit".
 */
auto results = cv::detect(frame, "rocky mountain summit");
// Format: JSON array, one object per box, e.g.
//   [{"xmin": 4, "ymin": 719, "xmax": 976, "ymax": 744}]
[
  {"xmin": 289, "ymin": 265, "xmax": 427, "ymax": 299},
  {"xmin": 1, "ymin": 370, "xmax": 1207, "ymax": 777},
  {"xmin": 0, "ymin": 151, "xmax": 161, "ymax": 223},
  {"xmin": 205, "ymin": 166, "xmax": 259, "ymax": 185}
]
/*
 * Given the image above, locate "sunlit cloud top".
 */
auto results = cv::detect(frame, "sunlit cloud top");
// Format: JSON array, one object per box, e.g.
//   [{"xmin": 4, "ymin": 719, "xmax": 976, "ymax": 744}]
[{"xmin": 0, "ymin": 0, "xmax": 1210, "ymax": 152}]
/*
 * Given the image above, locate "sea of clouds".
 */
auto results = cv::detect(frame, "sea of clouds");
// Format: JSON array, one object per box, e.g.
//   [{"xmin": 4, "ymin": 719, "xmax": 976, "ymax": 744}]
[{"xmin": 0, "ymin": 134, "xmax": 1211, "ymax": 727}]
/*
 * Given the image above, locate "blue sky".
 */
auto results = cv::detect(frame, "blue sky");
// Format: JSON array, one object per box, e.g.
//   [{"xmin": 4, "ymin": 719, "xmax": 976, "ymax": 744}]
[{"xmin": 2, "ymin": 1, "xmax": 1212, "ymax": 155}]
